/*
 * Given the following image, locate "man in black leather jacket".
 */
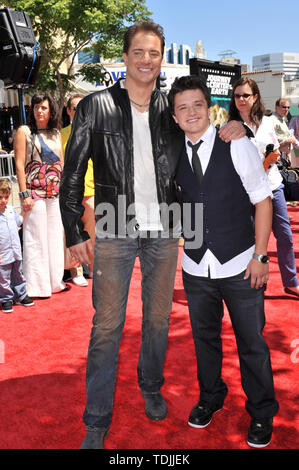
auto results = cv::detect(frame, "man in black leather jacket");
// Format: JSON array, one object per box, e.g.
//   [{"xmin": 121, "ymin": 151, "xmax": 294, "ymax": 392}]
[
  {"xmin": 60, "ymin": 21, "xmax": 184, "ymax": 449},
  {"xmin": 60, "ymin": 21, "xmax": 245, "ymax": 449}
]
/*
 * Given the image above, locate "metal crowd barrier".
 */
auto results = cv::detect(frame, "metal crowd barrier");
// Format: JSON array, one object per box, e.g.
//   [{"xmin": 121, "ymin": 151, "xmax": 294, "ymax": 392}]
[
  {"xmin": 0, "ymin": 152, "xmax": 16, "ymax": 180},
  {"xmin": 0, "ymin": 152, "xmax": 20, "ymax": 210}
]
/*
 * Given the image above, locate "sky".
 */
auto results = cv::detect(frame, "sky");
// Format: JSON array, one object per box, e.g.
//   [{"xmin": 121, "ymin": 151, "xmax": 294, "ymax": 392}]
[{"xmin": 145, "ymin": 0, "xmax": 299, "ymax": 67}]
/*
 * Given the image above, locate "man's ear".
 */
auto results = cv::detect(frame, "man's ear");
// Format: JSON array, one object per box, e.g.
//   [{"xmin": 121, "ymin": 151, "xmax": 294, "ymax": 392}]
[
  {"xmin": 122, "ymin": 52, "xmax": 128, "ymax": 66},
  {"xmin": 173, "ymin": 114, "xmax": 178, "ymax": 124}
]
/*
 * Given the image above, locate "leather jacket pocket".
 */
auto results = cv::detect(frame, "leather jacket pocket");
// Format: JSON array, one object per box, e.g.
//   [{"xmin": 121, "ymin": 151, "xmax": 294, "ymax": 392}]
[{"xmin": 95, "ymin": 182, "xmax": 118, "ymax": 200}]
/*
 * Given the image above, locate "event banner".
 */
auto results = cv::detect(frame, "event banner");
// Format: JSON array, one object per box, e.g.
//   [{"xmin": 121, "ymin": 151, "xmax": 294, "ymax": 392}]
[{"xmin": 189, "ymin": 58, "xmax": 241, "ymax": 126}]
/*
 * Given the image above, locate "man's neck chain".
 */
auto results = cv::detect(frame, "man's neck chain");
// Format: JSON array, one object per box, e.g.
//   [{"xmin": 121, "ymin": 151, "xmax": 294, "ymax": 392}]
[{"xmin": 129, "ymin": 98, "xmax": 150, "ymax": 111}]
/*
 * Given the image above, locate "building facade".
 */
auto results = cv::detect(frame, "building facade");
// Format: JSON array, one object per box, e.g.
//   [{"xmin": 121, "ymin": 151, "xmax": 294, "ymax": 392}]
[
  {"xmin": 244, "ymin": 69, "xmax": 299, "ymax": 116},
  {"xmin": 253, "ymin": 53, "xmax": 299, "ymax": 79}
]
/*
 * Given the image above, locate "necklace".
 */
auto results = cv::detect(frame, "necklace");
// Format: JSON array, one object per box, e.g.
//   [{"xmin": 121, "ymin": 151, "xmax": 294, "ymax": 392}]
[
  {"xmin": 129, "ymin": 98, "xmax": 150, "ymax": 111},
  {"xmin": 123, "ymin": 80, "xmax": 150, "ymax": 111}
]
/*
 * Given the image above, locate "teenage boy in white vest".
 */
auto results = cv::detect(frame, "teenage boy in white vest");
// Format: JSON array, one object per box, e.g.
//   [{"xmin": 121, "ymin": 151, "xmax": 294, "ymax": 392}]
[{"xmin": 169, "ymin": 75, "xmax": 279, "ymax": 449}]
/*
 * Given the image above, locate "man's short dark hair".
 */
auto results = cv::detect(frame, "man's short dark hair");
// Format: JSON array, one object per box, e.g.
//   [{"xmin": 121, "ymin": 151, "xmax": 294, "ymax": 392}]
[
  {"xmin": 275, "ymin": 97, "xmax": 288, "ymax": 107},
  {"xmin": 66, "ymin": 94, "xmax": 84, "ymax": 110},
  {"xmin": 123, "ymin": 21, "xmax": 165, "ymax": 55},
  {"xmin": 168, "ymin": 75, "xmax": 211, "ymax": 115}
]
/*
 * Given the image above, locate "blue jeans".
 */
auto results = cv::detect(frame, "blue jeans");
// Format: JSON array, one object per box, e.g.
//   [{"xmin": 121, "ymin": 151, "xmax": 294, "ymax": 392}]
[
  {"xmin": 0, "ymin": 260, "xmax": 27, "ymax": 303},
  {"xmin": 183, "ymin": 269, "xmax": 279, "ymax": 419},
  {"xmin": 272, "ymin": 185, "xmax": 298, "ymax": 287},
  {"xmin": 83, "ymin": 236, "xmax": 179, "ymax": 430}
]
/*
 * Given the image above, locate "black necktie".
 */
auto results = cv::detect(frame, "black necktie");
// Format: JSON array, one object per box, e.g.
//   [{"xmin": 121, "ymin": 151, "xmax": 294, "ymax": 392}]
[{"xmin": 187, "ymin": 140, "xmax": 204, "ymax": 184}]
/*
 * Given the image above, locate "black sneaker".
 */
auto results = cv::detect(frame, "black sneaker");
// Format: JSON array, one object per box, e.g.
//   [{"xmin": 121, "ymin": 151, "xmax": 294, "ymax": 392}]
[
  {"xmin": 247, "ymin": 418, "xmax": 273, "ymax": 448},
  {"xmin": 2, "ymin": 301, "xmax": 13, "ymax": 313},
  {"xmin": 141, "ymin": 391, "xmax": 167, "ymax": 421},
  {"xmin": 188, "ymin": 400, "xmax": 223, "ymax": 428},
  {"xmin": 19, "ymin": 295, "xmax": 34, "ymax": 307}
]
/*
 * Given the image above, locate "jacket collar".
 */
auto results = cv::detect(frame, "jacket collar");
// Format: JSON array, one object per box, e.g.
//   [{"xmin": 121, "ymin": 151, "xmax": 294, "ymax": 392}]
[{"xmin": 115, "ymin": 78, "xmax": 159, "ymax": 101}]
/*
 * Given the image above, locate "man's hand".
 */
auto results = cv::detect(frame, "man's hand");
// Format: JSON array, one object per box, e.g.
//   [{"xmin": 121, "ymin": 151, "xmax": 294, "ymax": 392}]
[
  {"xmin": 244, "ymin": 259, "xmax": 269, "ymax": 289},
  {"xmin": 287, "ymin": 136, "xmax": 297, "ymax": 145},
  {"xmin": 218, "ymin": 121, "xmax": 246, "ymax": 142},
  {"xmin": 69, "ymin": 239, "xmax": 93, "ymax": 265},
  {"xmin": 279, "ymin": 142, "xmax": 291, "ymax": 154}
]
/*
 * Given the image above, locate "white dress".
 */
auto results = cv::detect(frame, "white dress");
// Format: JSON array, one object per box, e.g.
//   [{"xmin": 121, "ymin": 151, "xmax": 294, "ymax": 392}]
[{"xmin": 22, "ymin": 126, "xmax": 65, "ymax": 297}]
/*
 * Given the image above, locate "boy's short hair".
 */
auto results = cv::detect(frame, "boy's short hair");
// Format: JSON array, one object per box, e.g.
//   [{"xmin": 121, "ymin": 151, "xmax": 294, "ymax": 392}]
[
  {"xmin": 168, "ymin": 75, "xmax": 211, "ymax": 115},
  {"xmin": 0, "ymin": 178, "xmax": 11, "ymax": 194}
]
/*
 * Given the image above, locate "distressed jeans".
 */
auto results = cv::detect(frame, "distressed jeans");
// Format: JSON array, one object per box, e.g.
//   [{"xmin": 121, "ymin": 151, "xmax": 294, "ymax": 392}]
[{"xmin": 83, "ymin": 235, "xmax": 179, "ymax": 430}]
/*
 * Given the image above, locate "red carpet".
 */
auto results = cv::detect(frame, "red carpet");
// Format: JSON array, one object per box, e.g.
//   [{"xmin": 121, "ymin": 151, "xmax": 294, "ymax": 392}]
[{"xmin": 0, "ymin": 207, "xmax": 298, "ymax": 451}]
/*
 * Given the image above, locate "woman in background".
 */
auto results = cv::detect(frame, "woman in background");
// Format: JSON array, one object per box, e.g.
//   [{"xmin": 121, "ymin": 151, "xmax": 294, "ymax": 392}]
[
  {"xmin": 14, "ymin": 92, "xmax": 67, "ymax": 298},
  {"xmin": 229, "ymin": 77, "xmax": 299, "ymax": 297}
]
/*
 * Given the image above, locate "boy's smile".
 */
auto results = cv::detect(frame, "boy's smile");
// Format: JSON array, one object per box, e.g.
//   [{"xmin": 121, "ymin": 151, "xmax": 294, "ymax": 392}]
[{"xmin": 173, "ymin": 88, "xmax": 210, "ymax": 142}]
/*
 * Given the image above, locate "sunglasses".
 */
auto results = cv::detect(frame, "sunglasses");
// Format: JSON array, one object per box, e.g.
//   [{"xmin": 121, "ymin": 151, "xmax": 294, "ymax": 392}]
[
  {"xmin": 279, "ymin": 105, "xmax": 290, "ymax": 109},
  {"xmin": 234, "ymin": 93, "xmax": 253, "ymax": 100}
]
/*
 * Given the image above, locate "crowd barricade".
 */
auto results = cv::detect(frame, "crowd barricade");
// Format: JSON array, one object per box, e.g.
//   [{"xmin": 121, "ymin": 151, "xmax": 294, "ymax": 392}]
[
  {"xmin": 0, "ymin": 152, "xmax": 20, "ymax": 209},
  {"xmin": 0, "ymin": 152, "xmax": 16, "ymax": 180}
]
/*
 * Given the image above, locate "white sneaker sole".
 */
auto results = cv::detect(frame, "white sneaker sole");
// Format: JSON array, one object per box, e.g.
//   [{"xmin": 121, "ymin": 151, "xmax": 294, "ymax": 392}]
[
  {"xmin": 16, "ymin": 300, "xmax": 35, "ymax": 307},
  {"xmin": 188, "ymin": 407, "xmax": 222, "ymax": 429},
  {"xmin": 188, "ymin": 419, "xmax": 212, "ymax": 429},
  {"xmin": 72, "ymin": 279, "xmax": 88, "ymax": 287},
  {"xmin": 247, "ymin": 439, "xmax": 271, "ymax": 448}
]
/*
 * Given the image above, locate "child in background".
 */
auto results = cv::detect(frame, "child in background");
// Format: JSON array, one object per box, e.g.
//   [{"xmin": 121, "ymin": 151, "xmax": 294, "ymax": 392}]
[{"xmin": 0, "ymin": 179, "xmax": 34, "ymax": 313}]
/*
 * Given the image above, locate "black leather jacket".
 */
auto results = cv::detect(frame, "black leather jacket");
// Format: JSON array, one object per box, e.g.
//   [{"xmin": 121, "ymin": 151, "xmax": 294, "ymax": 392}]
[{"xmin": 60, "ymin": 80, "xmax": 184, "ymax": 247}]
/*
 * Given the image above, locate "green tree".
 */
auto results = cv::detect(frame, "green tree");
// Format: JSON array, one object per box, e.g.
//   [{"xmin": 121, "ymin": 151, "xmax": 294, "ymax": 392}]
[{"xmin": 1, "ymin": 0, "xmax": 151, "ymax": 106}]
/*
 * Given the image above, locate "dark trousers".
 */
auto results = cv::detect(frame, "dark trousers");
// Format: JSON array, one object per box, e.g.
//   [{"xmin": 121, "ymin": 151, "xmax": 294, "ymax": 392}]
[{"xmin": 183, "ymin": 269, "xmax": 279, "ymax": 419}]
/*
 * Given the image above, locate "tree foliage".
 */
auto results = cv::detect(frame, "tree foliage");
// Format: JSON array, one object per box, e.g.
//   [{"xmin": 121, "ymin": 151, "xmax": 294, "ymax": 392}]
[{"xmin": 1, "ymin": 0, "xmax": 151, "ymax": 105}]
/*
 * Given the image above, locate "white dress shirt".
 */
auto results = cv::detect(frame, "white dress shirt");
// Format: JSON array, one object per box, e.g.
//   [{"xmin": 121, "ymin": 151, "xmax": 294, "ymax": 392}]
[
  {"xmin": 247, "ymin": 116, "xmax": 282, "ymax": 191},
  {"xmin": 182, "ymin": 124, "xmax": 272, "ymax": 279}
]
